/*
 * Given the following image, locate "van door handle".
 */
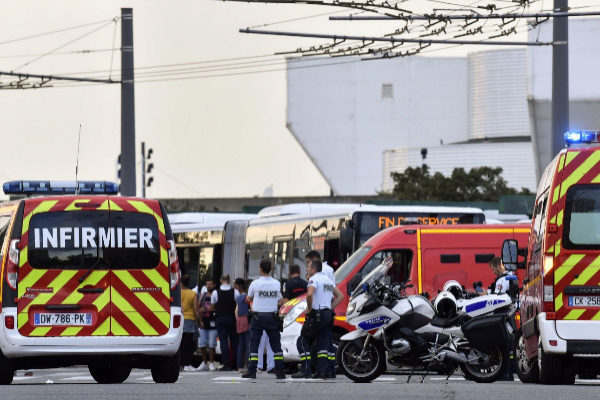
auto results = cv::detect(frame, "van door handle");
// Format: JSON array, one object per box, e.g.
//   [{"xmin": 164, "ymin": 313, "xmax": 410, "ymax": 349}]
[
  {"xmin": 45, "ymin": 304, "xmax": 81, "ymax": 310},
  {"xmin": 77, "ymin": 287, "xmax": 104, "ymax": 294}
]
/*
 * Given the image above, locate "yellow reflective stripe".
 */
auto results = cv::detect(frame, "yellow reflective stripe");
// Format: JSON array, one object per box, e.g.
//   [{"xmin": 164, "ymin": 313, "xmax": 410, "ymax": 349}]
[
  {"xmin": 61, "ymin": 327, "xmax": 83, "ymax": 336},
  {"xmin": 97, "ymin": 200, "xmax": 110, "ymax": 210},
  {"xmin": 560, "ymin": 152, "xmax": 600, "ymax": 198},
  {"xmin": 62, "ymin": 270, "xmax": 107, "ymax": 304},
  {"xmin": 564, "ymin": 309, "xmax": 585, "ymax": 320},
  {"xmin": 555, "ymin": 294, "xmax": 563, "ymax": 312},
  {"xmin": 549, "ymin": 216, "xmax": 556, "ymax": 225},
  {"xmin": 335, "ymin": 316, "xmax": 346, "ymax": 321},
  {"xmin": 114, "ymin": 271, "xmax": 168, "ymax": 321},
  {"xmin": 111, "ymin": 290, "xmax": 159, "ymax": 335},
  {"xmin": 22, "ymin": 270, "xmax": 78, "ymax": 313},
  {"xmin": 592, "ymin": 311, "xmax": 600, "ymax": 320},
  {"xmin": 92, "ymin": 317, "xmax": 111, "ymax": 336},
  {"xmin": 142, "ymin": 269, "xmax": 169, "ymax": 299},
  {"xmin": 17, "ymin": 269, "xmax": 47, "ymax": 297},
  {"xmin": 554, "ymin": 254, "xmax": 585, "ymax": 285},
  {"xmin": 17, "ymin": 313, "xmax": 27, "ymax": 330},
  {"xmin": 557, "ymin": 209, "xmax": 564, "ymax": 227},
  {"xmin": 552, "ymin": 185, "xmax": 560, "ymax": 205},
  {"xmin": 564, "ymin": 151, "xmax": 580, "ymax": 168},
  {"xmin": 570, "ymin": 261, "xmax": 600, "ymax": 285},
  {"xmin": 555, "ymin": 239, "xmax": 561, "ymax": 257},
  {"xmin": 160, "ymin": 248, "xmax": 168, "ymax": 268},
  {"xmin": 127, "ymin": 200, "xmax": 165, "ymax": 235},
  {"xmin": 592, "ymin": 174, "xmax": 600, "ymax": 184},
  {"xmin": 109, "ymin": 200, "xmax": 123, "ymax": 211},
  {"xmin": 29, "ymin": 327, "xmax": 51, "ymax": 336},
  {"xmin": 93, "ymin": 289, "xmax": 110, "ymax": 312},
  {"xmin": 65, "ymin": 199, "xmax": 89, "ymax": 211},
  {"xmin": 547, "ymin": 243, "xmax": 555, "ymax": 254},
  {"xmin": 109, "ymin": 316, "xmax": 128, "ymax": 336},
  {"xmin": 22, "ymin": 200, "xmax": 58, "ymax": 233},
  {"xmin": 19, "ymin": 246, "xmax": 28, "ymax": 267}
]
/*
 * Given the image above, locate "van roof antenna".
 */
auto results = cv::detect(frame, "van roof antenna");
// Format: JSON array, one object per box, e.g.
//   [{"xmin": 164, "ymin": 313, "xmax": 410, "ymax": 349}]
[{"xmin": 75, "ymin": 124, "xmax": 82, "ymax": 195}]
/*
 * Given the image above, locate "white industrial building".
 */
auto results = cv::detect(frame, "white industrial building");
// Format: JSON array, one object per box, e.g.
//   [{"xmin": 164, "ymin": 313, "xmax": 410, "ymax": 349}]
[{"xmin": 286, "ymin": 18, "xmax": 600, "ymax": 196}]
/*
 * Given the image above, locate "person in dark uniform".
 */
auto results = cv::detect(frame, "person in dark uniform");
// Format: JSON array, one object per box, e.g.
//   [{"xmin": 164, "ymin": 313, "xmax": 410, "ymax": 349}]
[
  {"xmin": 242, "ymin": 260, "xmax": 286, "ymax": 380},
  {"xmin": 292, "ymin": 260, "xmax": 343, "ymax": 379},
  {"xmin": 280, "ymin": 264, "xmax": 308, "ymax": 305}
]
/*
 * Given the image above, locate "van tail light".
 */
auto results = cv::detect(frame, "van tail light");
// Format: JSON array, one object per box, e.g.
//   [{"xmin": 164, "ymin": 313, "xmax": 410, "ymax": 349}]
[
  {"xmin": 4, "ymin": 316, "xmax": 14, "ymax": 330},
  {"xmin": 6, "ymin": 240, "xmax": 20, "ymax": 290},
  {"xmin": 173, "ymin": 315, "xmax": 181, "ymax": 329},
  {"xmin": 167, "ymin": 240, "xmax": 180, "ymax": 290}
]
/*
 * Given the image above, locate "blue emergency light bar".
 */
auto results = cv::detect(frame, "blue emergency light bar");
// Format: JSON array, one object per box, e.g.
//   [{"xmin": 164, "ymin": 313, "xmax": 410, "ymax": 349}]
[
  {"xmin": 2, "ymin": 181, "xmax": 119, "ymax": 195},
  {"xmin": 564, "ymin": 130, "xmax": 599, "ymax": 145}
]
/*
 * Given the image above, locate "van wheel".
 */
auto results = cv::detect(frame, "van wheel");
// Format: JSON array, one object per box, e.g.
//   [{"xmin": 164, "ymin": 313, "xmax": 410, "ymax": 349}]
[
  {"xmin": 537, "ymin": 338, "xmax": 572, "ymax": 385},
  {"xmin": 151, "ymin": 351, "xmax": 180, "ymax": 383},
  {"xmin": 0, "ymin": 353, "xmax": 13, "ymax": 385},
  {"xmin": 515, "ymin": 329, "xmax": 538, "ymax": 383},
  {"xmin": 89, "ymin": 361, "xmax": 132, "ymax": 384}
]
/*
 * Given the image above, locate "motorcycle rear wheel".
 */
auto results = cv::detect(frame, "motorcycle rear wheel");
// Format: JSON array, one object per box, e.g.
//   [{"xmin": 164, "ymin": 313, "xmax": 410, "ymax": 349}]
[
  {"xmin": 459, "ymin": 345, "xmax": 505, "ymax": 383},
  {"xmin": 338, "ymin": 338, "xmax": 386, "ymax": 383}
]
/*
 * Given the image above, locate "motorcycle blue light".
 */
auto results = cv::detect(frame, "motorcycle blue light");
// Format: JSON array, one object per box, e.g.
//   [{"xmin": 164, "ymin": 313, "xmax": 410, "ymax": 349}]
[{"xmin": 362, "ymin": 283, "xmax": 368, "ymax": 292}]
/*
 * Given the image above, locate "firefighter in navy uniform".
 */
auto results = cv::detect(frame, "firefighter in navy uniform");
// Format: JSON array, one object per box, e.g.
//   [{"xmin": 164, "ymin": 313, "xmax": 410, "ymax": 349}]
[
  {"xmin": 292, "ymin": 260, "xmax": 343, "ymax": 379},
  {"xmin": 242, "ymin": 259, "xmax": 286, "ymax": 380}
]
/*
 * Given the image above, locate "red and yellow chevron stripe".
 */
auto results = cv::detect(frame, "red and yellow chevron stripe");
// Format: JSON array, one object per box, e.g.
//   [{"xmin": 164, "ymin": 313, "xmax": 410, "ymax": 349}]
[{"xmin": 16, "ymin": 196, "xmax": 171, "ymax": 337}]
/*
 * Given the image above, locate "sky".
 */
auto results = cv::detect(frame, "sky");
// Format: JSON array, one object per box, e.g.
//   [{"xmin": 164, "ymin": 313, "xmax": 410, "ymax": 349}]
[{"xmin": 0, "ymin": 0, "xmax": 597, "ymax": 200}]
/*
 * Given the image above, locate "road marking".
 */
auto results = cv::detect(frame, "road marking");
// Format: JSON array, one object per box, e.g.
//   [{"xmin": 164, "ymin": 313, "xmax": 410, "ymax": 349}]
[
  {"xmin": 430, "ymin": 377, "xmax": 465, "ymax": 381},
  {"xmin": 374, "ymin": 377, "xmax": 396, "ymax": 381},
  {"xmin": 212, "ymin": 376, "xmax": 252, "ymax": 381},
  {"xmin": 137, "ymin": 376, "xmax": 154, "ymax": 380}
]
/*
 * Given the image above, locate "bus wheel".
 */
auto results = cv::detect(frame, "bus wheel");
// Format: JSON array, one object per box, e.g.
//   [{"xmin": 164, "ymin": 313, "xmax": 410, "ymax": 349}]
[{"xmin": 515, "ymin": 329, "xmax": 538, "ymax": 383}]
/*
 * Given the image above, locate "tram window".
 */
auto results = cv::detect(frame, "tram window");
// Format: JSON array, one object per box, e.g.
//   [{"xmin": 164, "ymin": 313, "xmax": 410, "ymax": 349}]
[{"xmin": 294, "ymin": 238, "xmax": 310, "ymax": 278}]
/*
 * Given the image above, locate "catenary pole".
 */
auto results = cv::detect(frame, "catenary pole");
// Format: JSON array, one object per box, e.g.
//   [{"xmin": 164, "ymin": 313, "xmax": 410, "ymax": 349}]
[
  {"xmin": 552, "ymin": 0, "xmax": 569, "ymax": 157},
  {"xmin": 121, "ymin": 8, "xmax": 136, "ymax": 196}
]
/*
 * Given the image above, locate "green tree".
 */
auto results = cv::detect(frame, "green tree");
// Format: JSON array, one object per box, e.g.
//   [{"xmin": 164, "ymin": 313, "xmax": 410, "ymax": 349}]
[{"xmin": 391, "ymin": 165, "xmax": 531, "ymax": 202}]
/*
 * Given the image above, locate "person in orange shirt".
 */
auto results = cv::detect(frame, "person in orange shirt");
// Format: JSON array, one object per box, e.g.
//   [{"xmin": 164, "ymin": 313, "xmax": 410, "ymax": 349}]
[{"xmin": 180, "ymin": 274, "xmax": 198, "ymax": 372}]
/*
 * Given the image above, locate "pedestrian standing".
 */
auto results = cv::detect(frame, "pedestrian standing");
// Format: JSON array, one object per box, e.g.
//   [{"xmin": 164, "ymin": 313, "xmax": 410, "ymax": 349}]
[
  {"xmin": 212, "ymin": 274, "xmax": 239, "ymax": 371},
  {"xmin": 235, "ymin": 278, "xmax": 251, "ymax": 373},
  {"xmin": 242, "ymin": 260, "xmax": 285, "ymax": 379},
  {"xmin": 197, "ymin": 279, "xmax": 217, "ymax": 371},
  {"xmin": 280, "ymin": 264, "xmax": 308, "ymax": 305},
  {"xmin": 305, "ymin": 250, "xmax": 337, "ymax": 376},
  {"xmin": 180, "ymin": 274, "xmax": 198, "ymax": 372},
  {"xmin": 292, "ymin": 260, "xmax": 343, "ymax": 379}
]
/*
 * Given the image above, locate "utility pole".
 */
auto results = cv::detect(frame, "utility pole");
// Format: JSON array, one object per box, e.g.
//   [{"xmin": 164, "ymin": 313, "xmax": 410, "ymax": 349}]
[
  {"xmin": 121, "ymin": 7, "xmax": 136, "ymax": 196},
  {"xmin": 552, "ymin": 0, "xmax": 569, "ymax": 157}
]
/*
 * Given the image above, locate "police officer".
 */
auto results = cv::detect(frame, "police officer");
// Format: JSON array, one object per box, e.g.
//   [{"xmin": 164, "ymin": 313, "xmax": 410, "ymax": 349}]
[
  {"xmin": 488, "ymin": 257, "xmax": 514, "ymax": 294},
  {"xmin": 488, "ymin": 256, "xmax": 516, "ymax": 381},
  {"xmin": 292, "ymin": 259, "xmax": 343, "ymax": 379},
  {"xmin": 304, "ymin": 250, "xmax": 336, "ymax": 376},
  {"xmin": 280, "ymin": 264, "xmax": 307, "ymax": 305},
  {"xmin": 242, "ymin": 259, "xmax": 285, "ymax": 380}
]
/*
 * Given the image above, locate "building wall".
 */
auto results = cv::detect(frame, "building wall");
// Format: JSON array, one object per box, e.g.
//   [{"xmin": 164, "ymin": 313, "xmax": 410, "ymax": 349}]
[{"xmin": 287, "ymin": 56, "xmax": 468, "ymax": 195}]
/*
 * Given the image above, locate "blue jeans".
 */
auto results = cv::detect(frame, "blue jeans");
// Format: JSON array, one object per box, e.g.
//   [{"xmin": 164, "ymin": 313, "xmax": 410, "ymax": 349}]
[
  {"xmin": 237, "ymin": 330, "xmax": 250, "ymax": 369},
  {"xmin": 216, "ymin": 316, "xmax": 238, "ymax": 369}
]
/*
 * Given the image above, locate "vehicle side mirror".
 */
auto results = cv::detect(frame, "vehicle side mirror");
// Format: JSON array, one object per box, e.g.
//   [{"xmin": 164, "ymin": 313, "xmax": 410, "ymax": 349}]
[{"xmin": 502, "ymin": 239, "xmax": 518, "ymax": 271}]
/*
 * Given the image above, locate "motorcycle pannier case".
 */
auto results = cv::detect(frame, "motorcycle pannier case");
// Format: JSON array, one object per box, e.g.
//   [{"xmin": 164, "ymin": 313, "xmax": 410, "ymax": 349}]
[{"xmin": 461, "ymin": 314, "xmax": 508, "ymax": 348}]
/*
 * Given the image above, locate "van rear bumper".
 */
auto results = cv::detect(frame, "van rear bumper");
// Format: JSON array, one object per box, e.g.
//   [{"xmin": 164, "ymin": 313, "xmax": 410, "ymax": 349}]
[
  {"xmin": 539, "ymin": 313, "xmax": 600, "ymax": 356},
  {"xmin": 0, "ymin": 307, "xmax": 183, "ymax": 358}
]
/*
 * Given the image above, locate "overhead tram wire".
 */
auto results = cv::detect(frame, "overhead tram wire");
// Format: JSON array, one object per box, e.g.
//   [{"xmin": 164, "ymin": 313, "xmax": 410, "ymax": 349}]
[
  {"xmin": 0, "ymin": 17, "xmax": 118, "ymax": 46},
  {"xmin": 12, "ymin": 19, "xmax": 118, "ymax": 71}
]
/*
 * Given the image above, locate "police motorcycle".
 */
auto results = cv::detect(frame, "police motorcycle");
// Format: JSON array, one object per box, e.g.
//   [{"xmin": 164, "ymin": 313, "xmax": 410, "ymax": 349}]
[{"xmin": 337, "ymin": 258, "xmax": 516, "ymax": 383}]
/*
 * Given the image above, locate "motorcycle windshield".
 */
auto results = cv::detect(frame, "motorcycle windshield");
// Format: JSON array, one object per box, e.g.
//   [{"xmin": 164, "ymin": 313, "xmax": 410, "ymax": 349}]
[{"xmin": 350, "ymin": 256, "xmax": 393, "ymax": 299}]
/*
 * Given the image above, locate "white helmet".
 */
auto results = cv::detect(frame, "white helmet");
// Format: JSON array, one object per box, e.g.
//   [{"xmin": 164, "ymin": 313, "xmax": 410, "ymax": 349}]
[
  {"xmin": 443, "ymin": 280, "xmax": 463, "ymax": 300},
  {"xmin": 434, "ymin": 291, "xmax": 457, "ymax": 318}
]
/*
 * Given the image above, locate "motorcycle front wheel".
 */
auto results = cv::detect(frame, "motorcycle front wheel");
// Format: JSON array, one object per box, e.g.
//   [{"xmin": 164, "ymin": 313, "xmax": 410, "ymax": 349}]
[
  {"xmin": 459, "ymin": 345, "xmax": 505, "ymax": 383},
  {"xmin": 337, "ymin": 338, "xmax": 386, "ymax": 383}
]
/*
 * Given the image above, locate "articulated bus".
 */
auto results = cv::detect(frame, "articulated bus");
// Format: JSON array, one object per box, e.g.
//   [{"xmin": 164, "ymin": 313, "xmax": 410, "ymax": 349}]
[
  {"xmin": 168, "ymin": 212, "xmax": 255, "ymax": 290},
  {"xmin": 222, "ymin": 203, "xmax": 487, "ymax": 285}
]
